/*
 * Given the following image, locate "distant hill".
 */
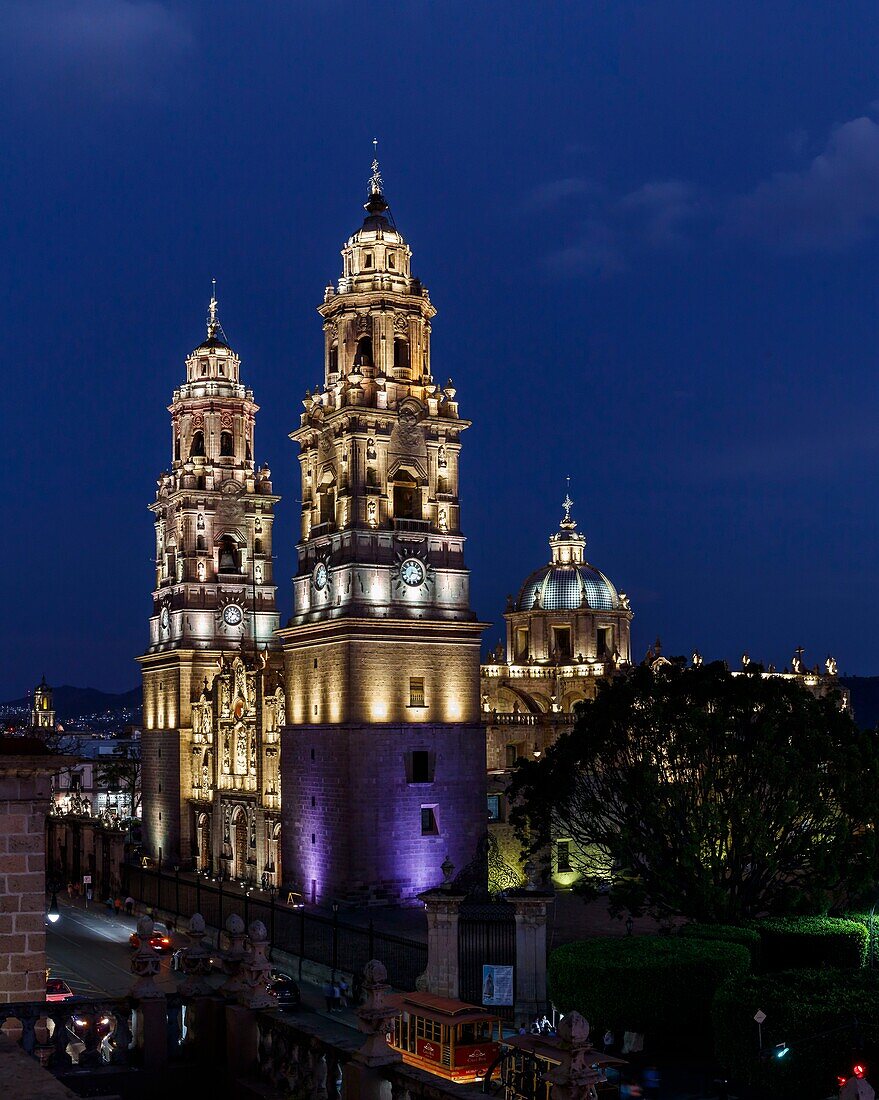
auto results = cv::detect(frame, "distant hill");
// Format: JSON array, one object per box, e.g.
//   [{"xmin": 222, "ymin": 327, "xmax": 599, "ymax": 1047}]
[
  {"xmin": 840, "ymin": 677, "xmax": 879, "ymax": 731},
  {"xmin": 0, "ymin": 684, "xmax": 142, "ymax": 723}
]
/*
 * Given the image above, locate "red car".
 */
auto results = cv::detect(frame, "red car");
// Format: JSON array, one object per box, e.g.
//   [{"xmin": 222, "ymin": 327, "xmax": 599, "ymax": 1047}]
[
  {"xmin": 46, "ymin": 978, "xmax": 74, "ymax": 1002},
  {"xmin": 129, "ymin": 923, "xmax": 172, "ymax": 952}
]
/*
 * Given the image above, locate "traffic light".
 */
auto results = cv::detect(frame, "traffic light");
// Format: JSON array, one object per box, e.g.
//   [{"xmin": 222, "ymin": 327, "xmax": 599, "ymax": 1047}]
[{"xmin": 775, "ymin": 1043, "xmax": 790, "ymax": 1059}]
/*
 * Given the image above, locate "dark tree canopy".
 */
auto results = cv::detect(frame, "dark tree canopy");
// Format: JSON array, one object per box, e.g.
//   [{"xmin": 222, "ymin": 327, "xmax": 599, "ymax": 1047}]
[
  {"xmin": 96, "ymin": 741, "xmax": 142, "ymax": 819},
  {"xmin": 509, "ymin": 661, "xmax": 879, "ymax": 922}
]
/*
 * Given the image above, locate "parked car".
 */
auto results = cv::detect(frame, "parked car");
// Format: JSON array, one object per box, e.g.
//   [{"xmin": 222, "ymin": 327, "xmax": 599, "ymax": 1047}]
[
  {"xmin": 267, "ymin": 970, "xmax": 300, "ymax": 1011},
  {"xmin": 129, "ymin": 922, "xmax": 172, "ymax": 952},
  {"xmin": 45, "ymin": 978, "xmax": 74, "ymax": 1002},
  {"xmin": 67, "ymin": 1012, "xmax": 114, "ymax": 1043}
]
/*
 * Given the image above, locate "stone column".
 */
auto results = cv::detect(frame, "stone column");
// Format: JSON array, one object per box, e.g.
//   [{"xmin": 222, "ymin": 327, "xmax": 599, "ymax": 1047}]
[
  {"xmin": 417, "ymin": 876, "xmax": 467, "ymax": 999},
  {"xmin": 0, "ymin": 748, "xmax": 74, "ymax": 1002},
  {"xmin": 342, "ymin": 960, "xmax": 401, "ymax": 1100},
  {"xmin": 507, "ymin": 882, "xmax": 554, "ymax": 1027}
]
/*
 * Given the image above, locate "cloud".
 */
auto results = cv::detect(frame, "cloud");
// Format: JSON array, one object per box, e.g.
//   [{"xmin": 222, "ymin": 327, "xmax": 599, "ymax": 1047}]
[
  {"xmin": 523, "ymin": 176, "xmax": 601, "ymax": 211},
  {"xmin": 617, "ymin": 179, "xmax": 704, "ymax": 247},
  {"xmin": 544, "ymin": 217, "xmax": 626, "ymax": 277},
  {"xmin": 0, "ymin": 1, "xmax": 193, "ymax": 100},
  {"xmin": 725, "ymin": 115, "xmax": 879, "ymax": 251}
]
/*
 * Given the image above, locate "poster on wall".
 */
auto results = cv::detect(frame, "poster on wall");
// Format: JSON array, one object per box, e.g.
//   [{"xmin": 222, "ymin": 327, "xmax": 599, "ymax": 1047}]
[{"xmin": 482, "ymin": 964, "xmax": 514, "ymax": 1006}]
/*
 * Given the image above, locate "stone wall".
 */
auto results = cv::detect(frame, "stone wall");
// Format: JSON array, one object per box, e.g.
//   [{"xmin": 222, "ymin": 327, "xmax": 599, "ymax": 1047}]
[
  {"xmin": 0, "ymin": 751, "xmax": 71, "ymax": 1002},
  {"xmin": 281, "ymin": 722, "xmax": 486, "ymax": 903}
]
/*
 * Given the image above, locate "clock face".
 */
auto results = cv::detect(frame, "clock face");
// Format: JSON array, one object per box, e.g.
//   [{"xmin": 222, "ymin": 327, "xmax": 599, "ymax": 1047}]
[
  {"xmin": 400, "ymin": 558, "xmax": 426, "ymax": 587},
  {"xmin": 223, "ymin": 604, "xmax": 243, "ymax": 626},
  {"xmin": 160, "ymin": 607, "xmax": 169, "ymax": 631},
  {"xmin": 313, "ymin": 562, "xmax": 328, "ymax": 591}
]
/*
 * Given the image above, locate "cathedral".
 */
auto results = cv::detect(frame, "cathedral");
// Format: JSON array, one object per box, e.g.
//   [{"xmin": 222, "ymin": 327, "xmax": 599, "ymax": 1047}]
[{"xmin": 138, "ymin": 160, "xmax": 844, "ymax": 902}]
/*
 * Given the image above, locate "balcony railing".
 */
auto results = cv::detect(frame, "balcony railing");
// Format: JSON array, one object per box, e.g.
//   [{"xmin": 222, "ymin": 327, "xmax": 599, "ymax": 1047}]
[{"xmin": 392, "ymin": 517, "xmax": 430, "ymax": 533}]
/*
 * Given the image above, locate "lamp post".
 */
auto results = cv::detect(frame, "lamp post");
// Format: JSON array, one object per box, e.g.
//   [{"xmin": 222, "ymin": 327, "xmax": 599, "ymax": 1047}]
[
  {"xmin": 174, "ymin": 864, "xmax": 180, "ymax": 920},
  {"xmin": 268, "ymin": 884, "xmax": 277, "ymax": 961},
  {"xmin": 47, "ymin": 883, "xmax": 60, "ymax": 925},
  {"xmin": 331, "ymin": 901, "xmax": 339, "ymax": 981}
]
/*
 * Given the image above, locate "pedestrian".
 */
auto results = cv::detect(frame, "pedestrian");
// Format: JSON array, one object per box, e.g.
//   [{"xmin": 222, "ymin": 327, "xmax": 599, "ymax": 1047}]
[
  {"xmin": 338, "ymin": 977, "xmax": 350, "ymax": 1009},
  {"xmin": 85, "ymin": 886, "xmax": 93, "ymax": 906},
  {"xmin": 642, "ymin": 1066, "xmax": 661, "ymax": 1099},
  {"xmin": 114, "ymin": 897, "xmax": 122, "ymax": 915},
  {"xmin": 105, "ymin": 895, "xmax": 113, "ymax": 911},
  {"xmin": 324, "ymin": 979, "xmax": 335, "ymax": 1012},
  {"xmin": 124, "ymin": 896, "xmax": 134, "ymax": 915},
  {"xmin": 67, "ymin": 882, "xmax": 74, "ymax": 900}
]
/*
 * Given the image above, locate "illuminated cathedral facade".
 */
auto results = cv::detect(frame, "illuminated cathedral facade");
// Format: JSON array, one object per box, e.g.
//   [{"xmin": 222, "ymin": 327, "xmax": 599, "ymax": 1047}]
[{"xmin": 138, "ymin": 161, "xmax": 849, "ymax": 901}]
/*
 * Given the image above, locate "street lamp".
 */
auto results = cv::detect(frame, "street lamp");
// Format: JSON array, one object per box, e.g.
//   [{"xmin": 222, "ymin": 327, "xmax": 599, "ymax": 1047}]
[{"xmin": 47, "ymin": 888, "xmax": 60, "ymax": 924}]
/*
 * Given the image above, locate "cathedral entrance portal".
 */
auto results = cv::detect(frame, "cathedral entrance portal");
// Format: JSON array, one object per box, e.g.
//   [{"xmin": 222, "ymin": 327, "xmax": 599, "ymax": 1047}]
[
  {"xmin": 197, "ymin": 813, "xmax": 211, "ymax": 872},
  {"xmin": 232, "ymin": 809, "xmax": 248, "ymax": 882}
]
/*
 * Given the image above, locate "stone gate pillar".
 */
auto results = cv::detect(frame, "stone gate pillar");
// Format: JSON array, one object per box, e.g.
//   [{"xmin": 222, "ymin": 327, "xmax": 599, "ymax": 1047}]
[
  {"xmin": 507, "ymin": 877, "xmax": 554, "ymax": 1027},
  {"xmin": 417, "ymin": 862, "xmax": 467, "ymax": 998}
]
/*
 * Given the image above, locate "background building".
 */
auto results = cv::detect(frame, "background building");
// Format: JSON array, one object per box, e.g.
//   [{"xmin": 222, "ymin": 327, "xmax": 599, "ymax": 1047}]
[{"xmin": 482, "ymin": 494, "xmax": 633, "ymax": 886}]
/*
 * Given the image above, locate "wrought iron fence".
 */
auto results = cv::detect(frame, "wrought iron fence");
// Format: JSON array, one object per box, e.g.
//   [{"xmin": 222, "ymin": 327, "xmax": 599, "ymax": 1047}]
[{"xmin": 122, "ymin": 865, "xmax": 428, "ymax": 991}]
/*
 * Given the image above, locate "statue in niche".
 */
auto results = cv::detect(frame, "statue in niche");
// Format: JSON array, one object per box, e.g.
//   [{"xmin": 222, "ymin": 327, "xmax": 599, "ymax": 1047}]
[
  {"xmin": 220, "ymin": 678, "xmax": 231, "ymax": 718},
  {"xmin": 366, "ymin": 437, "xmax": 377, "ymax": 461},
  {"xmin": 197, "ymin": 560, "xmax": 205, "ymax": 582},
  {"xmin": 367, "ymin": 500, "xmax": 377, "ymax": 527},
  {"xmin": 235, "ymin": 661, "xmax": 248, "ymax": 707},
  {"xmin": 276, "ymin": 694, "xmax": 286, "ymax": 728},
  {"xmin": 177, "ymin": 556, "xmax": 184, "ymax": 582},
  {"xmin": 235, "ymin": 723, "xmax": 248, "ymax": 772},
  {"xmin": 254, "ymin": 562, "xmax": 263, "ymax": 584},
  {"xmin": 438, "ymin": 445, "xmax": 448, "ymax": 469},
  {"xmin": 250, "ymin": 731, "xmax": 257, "ymax": 771},
  {"xmin": 197, "ymin": 513, "xmax": 205, "ymax": 531},
  {"xmin": 222, "ymin": 735, "xmax": 231, "ymax": 774},
  {"xmin": 202, "ymin": 760, "xmax": 209, "ymax": 790},
  {"xmin": 438, "ymin": 507, "xmax": 448, "ymax": 532}
]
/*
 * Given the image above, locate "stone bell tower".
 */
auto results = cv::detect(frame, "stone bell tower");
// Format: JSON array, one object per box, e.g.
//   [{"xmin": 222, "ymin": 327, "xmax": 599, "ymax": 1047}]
[
  {"xmin": 138, "ymin": 289, "xmax": 280, "ymax": 866},
  {"xmin": 278, "ymin": 158, "xmax": 488, "ymax": 903}
]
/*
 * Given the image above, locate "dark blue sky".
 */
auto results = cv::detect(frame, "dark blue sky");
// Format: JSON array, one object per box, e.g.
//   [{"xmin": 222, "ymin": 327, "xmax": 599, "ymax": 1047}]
[{"xmin": 4, "ymin": 0, "xmax": 879, "ymax": 698}]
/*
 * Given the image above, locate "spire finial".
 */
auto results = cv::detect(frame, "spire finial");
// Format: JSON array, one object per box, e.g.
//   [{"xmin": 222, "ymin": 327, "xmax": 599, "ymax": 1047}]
[
  {"xmin": 207, "ymin": 278, "xmax": 219, "ymax": 340},
  {"xmin": 561, "ymin": 476, "xmax": 576, "ymax": 529},
  {"xmin": 369, "ymin": 138, "xmax": 383, "ymax": 197}
]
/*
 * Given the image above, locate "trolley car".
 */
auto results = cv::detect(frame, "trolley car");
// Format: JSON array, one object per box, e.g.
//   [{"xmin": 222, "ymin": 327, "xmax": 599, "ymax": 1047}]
[
  {"xmin": 388, "ymin": 991, "xmax": 503, "ymax": 1083},
  {"xmin": 491, "ymin": 1032, "xmax": 625, "ymax": 1100}
]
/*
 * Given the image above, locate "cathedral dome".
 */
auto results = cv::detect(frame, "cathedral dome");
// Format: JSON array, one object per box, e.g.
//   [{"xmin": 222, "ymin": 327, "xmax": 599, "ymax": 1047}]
[{"xmin": 515, "ymin": 562, "xmax": 620, "ymax": 612}]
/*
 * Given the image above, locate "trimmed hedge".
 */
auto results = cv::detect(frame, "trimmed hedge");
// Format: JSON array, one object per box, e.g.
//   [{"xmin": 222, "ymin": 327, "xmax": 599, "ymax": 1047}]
[
  {"xmin": 680, "ymin": 922, "xmax": 761, "ymax": 965},
  {"xmin": 713, "ymin": 969, "xmax": 879, "ymax": 1100},
  {"xmin": 548, "ymin": 936, "xmax": 750, "ymax": 1051},
  {"xmin": 754, "ymin": 917, "xmax": 868, "ymax": 970}
]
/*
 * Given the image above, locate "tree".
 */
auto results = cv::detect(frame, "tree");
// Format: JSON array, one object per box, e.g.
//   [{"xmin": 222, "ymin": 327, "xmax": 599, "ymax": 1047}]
[
  {"xmin": 509, "ymin": 661, "xmax": 879, "ymax": 923},
  {"xmin": 96, "ymin": 741, "xmax": 142, "ymax": 819}
]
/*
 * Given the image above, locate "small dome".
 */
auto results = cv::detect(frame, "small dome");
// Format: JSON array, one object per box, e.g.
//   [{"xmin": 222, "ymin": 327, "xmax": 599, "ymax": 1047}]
[
  {"xmin": 515, "ymin": 562, "xmax": 620, "ymax": 612},
  {"xmin": 194, "ymin": 336, "xmax": 231, "ymax": 352}
]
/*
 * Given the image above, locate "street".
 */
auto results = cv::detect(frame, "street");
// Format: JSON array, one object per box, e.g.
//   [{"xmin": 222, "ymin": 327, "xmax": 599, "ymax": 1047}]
[{"xmin": 46, "ymin": 897, "xmax": 179, "ymax": 997}]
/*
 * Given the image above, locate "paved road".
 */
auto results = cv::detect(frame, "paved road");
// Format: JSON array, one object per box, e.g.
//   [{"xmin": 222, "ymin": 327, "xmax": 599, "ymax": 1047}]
[{"xmin": 46, "ymin": 897, "xmax": 181, "ymax": 997}]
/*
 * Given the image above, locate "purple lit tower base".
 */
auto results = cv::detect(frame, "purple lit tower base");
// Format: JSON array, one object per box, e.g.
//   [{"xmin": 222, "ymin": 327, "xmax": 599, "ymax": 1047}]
[{"xmin": 280, "ymin": 722, "xmax": 486, "ymax": 904}]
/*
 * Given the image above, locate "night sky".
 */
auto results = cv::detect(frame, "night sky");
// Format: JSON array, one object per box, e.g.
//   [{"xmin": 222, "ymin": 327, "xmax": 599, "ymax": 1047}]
[{"xmin": 4, "ymin": 1, "xmax": 879, "ymax": 699}]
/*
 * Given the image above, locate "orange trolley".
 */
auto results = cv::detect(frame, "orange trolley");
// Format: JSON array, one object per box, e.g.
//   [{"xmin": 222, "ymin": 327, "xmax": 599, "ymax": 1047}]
[{"xmin": 388, "ymin": 991, "xmax": 502, "ymax": 1083}]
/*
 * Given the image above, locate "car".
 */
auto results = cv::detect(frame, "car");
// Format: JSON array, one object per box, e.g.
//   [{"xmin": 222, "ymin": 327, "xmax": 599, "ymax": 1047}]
[
  {"xmin": 129, "ymin": 922, "xmax": 172, "ymax": 952},
  {"xmin": 45, "ymin": 978, "xmax": 74, "ymax": 1002},
  {"xmin": 267, "ymin": 972, "xmax": 300, "ymax": 1011},
  {"xmin": 67, "ymin": 1012, "xmax": 114, "ymax": 1043}
]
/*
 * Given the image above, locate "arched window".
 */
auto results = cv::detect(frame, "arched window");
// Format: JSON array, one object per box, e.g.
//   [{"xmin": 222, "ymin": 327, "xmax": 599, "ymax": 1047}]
[
  {"xmin": 218, "ymin": 536, "xmax": 238, "ymax": 573},
  {"xmin": 328, "ymin": 344, "xmax": 338, "ymax": 373},
  {"xmin": 354, "ymin": 336, "xmax": 373, "ymax": 368},
  {"xmin": 220, "ymin": 431, "xmax": 234, "ymax": 457},
  {"xmin": 190, "ymin": 430, "xmax": 205, "ymax": 458},
  {"xmin": 196, "ymin": 535, "xmax": 206, "ymax": 552},
  {"xmin": 174, "ymin": 436, "xmax": 180, "ymax": 461},
  {"xmin": 393, "ymin": 338, "xmax": 410, "ymax": 371},
  {"xmin": 246, "ymin": 439, "xmax": 252, "ymax": 462},
  {"xmin": 254, "ymin": 538, "xmax": 263, "ymax": 556},
  {"xmin": 393, "ymin": 475, "xmax": 418, "ymax": 520},
  {"xmin": 319, "ymin": 488, "xmax": 336, "ymax": 525}
]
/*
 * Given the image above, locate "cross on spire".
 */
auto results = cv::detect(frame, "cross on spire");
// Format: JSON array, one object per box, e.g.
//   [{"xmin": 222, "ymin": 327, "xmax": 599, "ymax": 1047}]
[
  {"xmin": 561, "ymin": 476, "xmax": 576, "ymax": 529},
  {"xmin": 369, "ymin": 138, "xmax": 383, "ymax": 197},
  {"xmin": 207, "ymin": 278, "xmax": 219, "ymax": 340}
]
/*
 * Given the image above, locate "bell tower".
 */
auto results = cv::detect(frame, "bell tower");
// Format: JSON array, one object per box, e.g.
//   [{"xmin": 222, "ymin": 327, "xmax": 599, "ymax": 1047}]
[
  {"xmin": 31, "ymin": 675, "xmax": 55, "ymax": 733},
  {"xmin": 138, "ymin": 289, "xmax": 280, "ymax": 866},
  {"xmin": 278, "ymin": 159, "xmax": 488, "ymax": 903}
]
